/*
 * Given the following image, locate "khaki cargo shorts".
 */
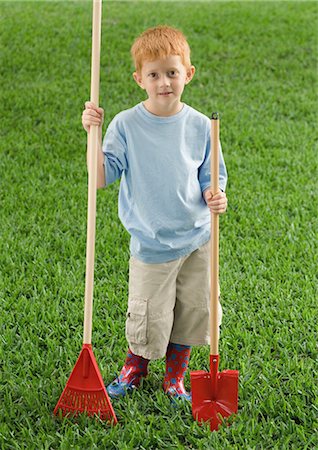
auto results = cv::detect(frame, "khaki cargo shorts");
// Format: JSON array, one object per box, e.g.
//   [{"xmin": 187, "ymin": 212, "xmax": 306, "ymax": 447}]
[{"xmin": 126, "ymin": 241, "xmax": 222, "ymax": 360}]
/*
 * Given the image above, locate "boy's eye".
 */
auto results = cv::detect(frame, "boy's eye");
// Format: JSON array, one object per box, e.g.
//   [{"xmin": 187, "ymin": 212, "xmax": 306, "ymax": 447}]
[
  {"xmin": 149, "ymin": 73, "xmax": 157, "ymax": 78},
  {"xmin": 168, "ymin": 71, "xmax": 176, "ymax": 77}
]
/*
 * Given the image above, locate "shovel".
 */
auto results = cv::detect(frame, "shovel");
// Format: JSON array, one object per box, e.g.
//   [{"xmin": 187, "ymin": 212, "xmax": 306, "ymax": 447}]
[
  {"xmin": 54, "ymin": 0, "xmax": 117, "ymax": 424},
  {"xmin": 190, "ymin": 113, "xmax": 239, "ymax": 431}
]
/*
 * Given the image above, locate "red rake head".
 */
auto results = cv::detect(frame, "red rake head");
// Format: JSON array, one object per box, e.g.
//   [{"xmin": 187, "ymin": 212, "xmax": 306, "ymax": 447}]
[
  {"xmin": 54, "ymin": 344, "xmax": 117, "ymax": 424},
  {"xmin": 190, "ymin": 355, "xmax": 239, "ymax": 431}
]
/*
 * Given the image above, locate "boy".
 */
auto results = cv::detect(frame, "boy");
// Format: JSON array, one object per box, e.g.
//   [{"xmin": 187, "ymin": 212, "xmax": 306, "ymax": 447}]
[{"xmin": 82, "ymin": 25, "xmax": 227, "ymax": 401}]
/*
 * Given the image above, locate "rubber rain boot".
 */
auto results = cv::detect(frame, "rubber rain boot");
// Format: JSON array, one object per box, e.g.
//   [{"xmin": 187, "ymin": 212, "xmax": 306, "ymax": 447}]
[
  {"xmin": 107, "ymin": 349, "xmax": 149, "ymax": 398},
  {"xmin": 163, "ymin": 342, "xmax": 191, "ymax": 401}
]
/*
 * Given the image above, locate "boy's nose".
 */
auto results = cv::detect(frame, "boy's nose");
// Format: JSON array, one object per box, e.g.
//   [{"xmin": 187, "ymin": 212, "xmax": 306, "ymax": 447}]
[{"xmin": 160, "ymin": 75, "xmax": 170, "ymax": 87}]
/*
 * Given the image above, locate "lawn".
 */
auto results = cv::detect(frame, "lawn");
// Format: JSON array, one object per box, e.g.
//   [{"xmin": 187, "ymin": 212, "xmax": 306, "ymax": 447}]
[{"xmin": 0, "ymin": 1, "xmax": 317, "ymax": 449}]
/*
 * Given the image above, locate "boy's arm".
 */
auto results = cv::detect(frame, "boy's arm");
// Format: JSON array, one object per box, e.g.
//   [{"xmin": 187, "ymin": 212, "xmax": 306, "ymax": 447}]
[
  {"xmin": 83, "ymin": 102, "xmax": 127, "ymax": 189},
  {"xmin": 86, "ymin": 126, "xmax": 105, "ymax": 189},
  {"xmin": 198, "ymin": 140, "xmax": 227, "ymax": 193},
  {"xmin": 83, "ymin": 102, "xmax": 106, "ymax": 189},
  {"xmin": 203, "ymin": 189, "xmax": 227, "ymax": 214},
  {"xmin": 199, "ymin": 130, "xmax": 228, "ymax": 214},
  {"xmin": 97, "ymin": 127, "xmax": 106, "ymax": 189}
]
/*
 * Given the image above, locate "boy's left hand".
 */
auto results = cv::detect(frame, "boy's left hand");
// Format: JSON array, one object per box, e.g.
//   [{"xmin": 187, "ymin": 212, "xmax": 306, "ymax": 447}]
[{"xmin": 203, "ymin": 189, "xmax": 227, "ymax": 214}]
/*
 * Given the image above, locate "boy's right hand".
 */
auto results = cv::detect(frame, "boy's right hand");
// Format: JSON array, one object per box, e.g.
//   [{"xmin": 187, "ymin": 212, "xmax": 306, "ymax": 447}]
[{"xmin": 82, "ymin": 101, "xmax": 104, "ymax": 133}]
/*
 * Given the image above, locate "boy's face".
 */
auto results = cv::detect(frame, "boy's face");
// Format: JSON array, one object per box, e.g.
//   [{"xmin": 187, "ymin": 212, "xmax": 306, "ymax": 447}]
[{"xmin": 133, "ymin": 55, "xmax": 195, "ymax": 116}]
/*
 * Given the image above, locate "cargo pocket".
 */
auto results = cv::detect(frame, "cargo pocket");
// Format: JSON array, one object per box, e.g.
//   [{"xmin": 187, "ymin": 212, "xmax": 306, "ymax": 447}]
[{"xmin": 125, "ymin": 297, "xmax": 148, "ymax": 345}]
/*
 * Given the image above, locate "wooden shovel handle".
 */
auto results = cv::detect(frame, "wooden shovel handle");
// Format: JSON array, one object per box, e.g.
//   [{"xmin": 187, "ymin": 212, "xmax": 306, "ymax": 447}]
[
  {"xmin": 210, "ymin": 113, "xmax": 219, "ymax": 355},
  {"xmin": 83, "ymin": 0, "xmax": 102, "ymax": 345}
]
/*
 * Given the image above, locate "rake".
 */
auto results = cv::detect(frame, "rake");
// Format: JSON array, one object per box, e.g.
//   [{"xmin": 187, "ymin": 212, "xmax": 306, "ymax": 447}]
[{"xmin": 54, "ymin": 0, "xmax": 117, "ymax": 424}]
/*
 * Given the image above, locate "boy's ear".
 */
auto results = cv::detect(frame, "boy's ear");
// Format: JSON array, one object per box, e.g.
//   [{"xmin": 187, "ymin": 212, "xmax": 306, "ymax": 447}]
[
  {"xmin": 133, "ymin": 71, "xmax": 145, "ymax": 89},
  {"xmin": 185, "ymin": 65, "xmax": 196, "ymax": 85}
]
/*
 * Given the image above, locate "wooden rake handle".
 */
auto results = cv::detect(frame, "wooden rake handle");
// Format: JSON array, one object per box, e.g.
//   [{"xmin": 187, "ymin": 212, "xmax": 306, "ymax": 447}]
[
  {"xmin": 210, "ymin": 112, "xmax": 220, "ymax": 356},
  {"xmin": 83, "ymin": 0, "xmax": 102, "ymax": 345}
]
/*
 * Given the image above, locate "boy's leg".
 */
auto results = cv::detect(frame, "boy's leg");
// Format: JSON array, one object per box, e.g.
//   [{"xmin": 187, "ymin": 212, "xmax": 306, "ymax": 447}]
[
  {"xmin": 161, "ymin": 242, "xmax": 215, "ymax": 401},
  {"xmin": 170, "ymin": 240, "xmax": 222, "ymax": 347},
  {"xmin": 126, "ymin": 256, "xmax": 182, "ymax": 360},
  {"xmin": 107, "ymin": 348, "xmax": 149, "ymax": 398},
  {"xmin": 163, "ymin": 342, "xmax": 191, "ymax": 401},
  {"xmin": 108, "ymin": 256, "xmax": 181, "ymax": 398}
]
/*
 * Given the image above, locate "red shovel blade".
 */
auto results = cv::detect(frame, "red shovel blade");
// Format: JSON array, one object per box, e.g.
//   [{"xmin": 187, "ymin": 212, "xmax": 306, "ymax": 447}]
[
  {"xmin": 54, "ymin": 344, "xmax": 117, "ymax": 424},
  {"xmin": 190, "ymin": 356, "xmax": 239, "ymax": 431}
]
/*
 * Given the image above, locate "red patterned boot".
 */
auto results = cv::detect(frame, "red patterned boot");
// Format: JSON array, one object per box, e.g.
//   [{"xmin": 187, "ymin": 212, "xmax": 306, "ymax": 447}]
[
  {"xmin": 107, "ymin": 349, "xmax": 149, "ymax": 398},
  {"xmin": 163, "ymin": 343, "xmax": 191, "ymax": 401}
]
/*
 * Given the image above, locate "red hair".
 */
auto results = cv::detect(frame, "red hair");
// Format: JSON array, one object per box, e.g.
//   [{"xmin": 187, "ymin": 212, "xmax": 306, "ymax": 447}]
[{"xmin": 131, "ymin": 25, "xmax": 191, "ymax": 73}]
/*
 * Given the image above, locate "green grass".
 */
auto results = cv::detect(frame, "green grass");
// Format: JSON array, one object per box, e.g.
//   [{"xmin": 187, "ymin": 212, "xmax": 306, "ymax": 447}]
[{"xmin": 0, "ymin": 1, "xmax": 317, "ymax": 449}]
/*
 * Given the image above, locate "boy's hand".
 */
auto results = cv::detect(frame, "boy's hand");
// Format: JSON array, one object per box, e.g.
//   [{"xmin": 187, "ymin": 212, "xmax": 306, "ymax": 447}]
[
  {"xmin": 82, "ymin": 101, "xmax": 104, "ymax": 133},
  {"xmin": 203, "ymin": 189, "xmax": 227, "ymax": 214}
]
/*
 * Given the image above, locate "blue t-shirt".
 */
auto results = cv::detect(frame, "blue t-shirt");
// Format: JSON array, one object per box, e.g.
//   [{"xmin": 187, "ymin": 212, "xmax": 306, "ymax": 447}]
[{"xmin": 102, "ymin": 102, "xmax": 227, "ymax": 263}]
